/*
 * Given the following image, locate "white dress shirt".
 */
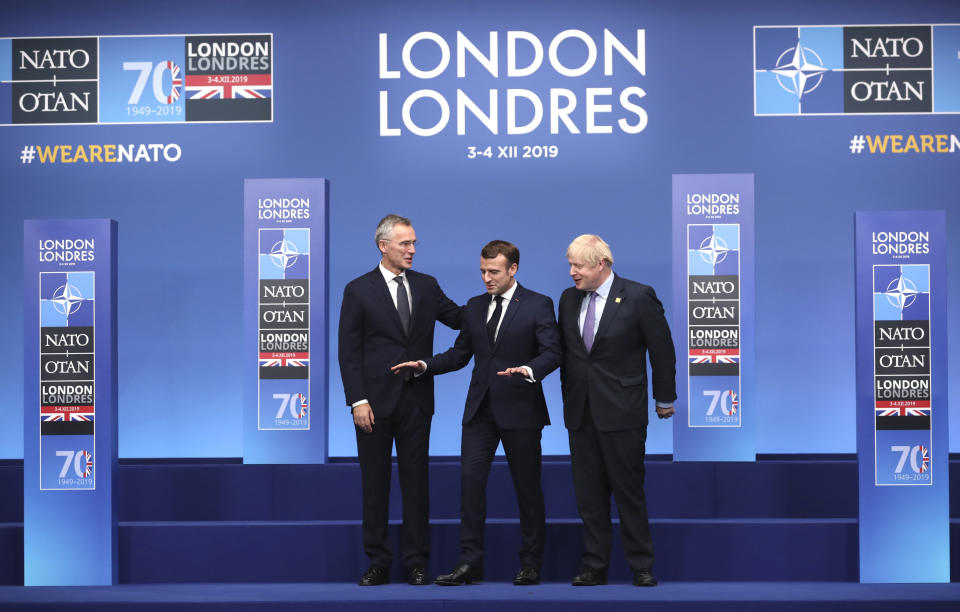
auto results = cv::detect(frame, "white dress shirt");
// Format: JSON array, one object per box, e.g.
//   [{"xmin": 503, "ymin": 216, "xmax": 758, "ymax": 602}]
[
  {"xmin": 379, "ymin": 263, "xmax": 412, "ymax": 313},
  {"xmin": 486, "ymin": 280, "xmax": 518, "ymax": 341}
]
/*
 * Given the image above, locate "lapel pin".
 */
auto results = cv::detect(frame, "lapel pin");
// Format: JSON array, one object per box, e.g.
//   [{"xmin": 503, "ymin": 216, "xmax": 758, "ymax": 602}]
[{"xmin": 615, "ymin": 297, "xmax": 622, "ymax": 303}]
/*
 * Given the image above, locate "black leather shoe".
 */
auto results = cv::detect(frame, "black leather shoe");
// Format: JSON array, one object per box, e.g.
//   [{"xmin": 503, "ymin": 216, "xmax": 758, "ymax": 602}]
[
  {"xmin": 407, "ymin": 566, "xmax": 428, "ymax": 585},
  {"xmin": 434, "ymin": 563, "xmax": 484, "ymax": 585},
  {"xmin": 358, "ymin": 564, "xmax": 389, "ymax": 586},
  {"xmin": 632, "ymin": 568, "xmax": 658, "ymax": 587},
  {"xmin": 512, "ymin": 565, "xmax": 540, "ymax": 585},
  {"xmin": 571, "ymin": 566, "xmax": 607, "ymax": 586}
]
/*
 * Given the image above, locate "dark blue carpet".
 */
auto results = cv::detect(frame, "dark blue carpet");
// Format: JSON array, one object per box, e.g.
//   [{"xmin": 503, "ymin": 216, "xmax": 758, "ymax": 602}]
[{"xmin": 1, "ymin": 582, "xmax": 959, "ymax": 611}]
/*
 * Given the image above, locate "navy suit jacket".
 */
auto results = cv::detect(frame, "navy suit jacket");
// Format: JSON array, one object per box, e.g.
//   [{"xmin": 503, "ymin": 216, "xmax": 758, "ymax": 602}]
[
  {"xmin": 338, "ymin": 267, "xmax": 461, "ymax": 418},
  {"xmin": 558, "ymin": 274, "xmax": 677, "ymax": 432},
  {"xmin": 425, "ymin": 283, "xmax": 562, "ymax": 429}
]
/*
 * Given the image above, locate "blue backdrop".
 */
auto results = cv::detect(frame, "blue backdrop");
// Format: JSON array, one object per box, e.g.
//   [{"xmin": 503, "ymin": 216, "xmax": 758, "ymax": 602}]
[{"xmin": 1, "ymin": 0, "xmax": 958, "ymax": 458}]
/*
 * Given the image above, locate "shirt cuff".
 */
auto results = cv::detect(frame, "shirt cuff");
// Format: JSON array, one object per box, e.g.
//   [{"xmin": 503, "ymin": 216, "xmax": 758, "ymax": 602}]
[
  {"xmin": 655, "ymin": 401, "xmax": 674, "ymax": 409},
  {"xmin": 351, "ymin": 399, "xmax": 369, "ymax": 409},
  {"xmin": 413, "ymin": 361, "xmax": 427, "ymax": 377},
  {"xmin": 520, "ymin": 365, "xmax": 535, "ymax": 383}
]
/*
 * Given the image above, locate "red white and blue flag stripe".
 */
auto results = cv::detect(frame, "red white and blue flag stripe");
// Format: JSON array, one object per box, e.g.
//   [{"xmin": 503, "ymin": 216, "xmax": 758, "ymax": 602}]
[
  {"xmin": 875, "ymin": 400, "xmax": 931, "ymax": 417},
  {"xmin": 259, "ymin": 352, "xmax": 308, "ymax": 367},
  {"xmin": 689, "ymin": 348, "xmax": 740, "ymax": 364},
  {"xmin": 185, "ymin": 74, "xmax": 272, "ymax": 99}
]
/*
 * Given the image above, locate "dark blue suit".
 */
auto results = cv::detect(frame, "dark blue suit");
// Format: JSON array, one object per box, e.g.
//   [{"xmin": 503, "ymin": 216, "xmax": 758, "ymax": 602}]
[
  {"xmin": 425, "ymin": 283, "xmax": 561, "ymax": 569},
  {"xmin": 338, "ymin": 267, "xmax": 461, "ymax": 570},
  {"xmin": 559, "ymin": 273, "xmax": 676, "ymax": 573}
]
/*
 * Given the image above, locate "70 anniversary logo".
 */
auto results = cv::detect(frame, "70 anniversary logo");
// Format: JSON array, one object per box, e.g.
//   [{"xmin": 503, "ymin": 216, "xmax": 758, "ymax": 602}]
[{"xmin": 0, "ymin": 34, "xmax": 273, "ymax": 125}]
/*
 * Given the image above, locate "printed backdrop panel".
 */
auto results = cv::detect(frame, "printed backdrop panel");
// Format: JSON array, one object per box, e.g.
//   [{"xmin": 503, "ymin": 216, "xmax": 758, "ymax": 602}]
[
  {"xmin": 23, "ymin": 219, "xmax": 117, "ymax": 585},
  {"xmin": 855, "ymin": 210, "xmax": 949, "ymax": 583},
  {"xmin": 1, "ymin": 33, "xmax": 272, "ymax": 125},
  {"xmin": 243, "ymin": 179, "xmax": 328, "ymax": 463},
  {"xmin": 672, "ymin": 174, "xmax": 755, "ymax": 461}
]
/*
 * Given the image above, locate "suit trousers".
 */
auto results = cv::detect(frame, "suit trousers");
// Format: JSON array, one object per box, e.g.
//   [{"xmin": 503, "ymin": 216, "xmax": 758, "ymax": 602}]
[
  {"xmin": 355, "ymin": 384, "xmax": 431, "ymax": 569},
  {"xmin": 568, "ymin": 400, "xmax": 654, "ymax": 572},
  {"xmin": 459, "ymin": 396, "xmax": 545, "ymax": 569}
]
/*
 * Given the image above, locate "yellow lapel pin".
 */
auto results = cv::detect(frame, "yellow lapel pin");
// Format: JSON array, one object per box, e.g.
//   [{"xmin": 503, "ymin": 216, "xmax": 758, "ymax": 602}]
[{"xmin": 615, "ymin": 297, "xmax": 622, "ymax": 303}]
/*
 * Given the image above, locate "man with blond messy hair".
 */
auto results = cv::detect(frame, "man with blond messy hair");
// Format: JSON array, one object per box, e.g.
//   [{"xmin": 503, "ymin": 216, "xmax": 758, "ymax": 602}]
[{"xmin": 558, "ymin": 234, "xmax": 677, "ymax": 588}]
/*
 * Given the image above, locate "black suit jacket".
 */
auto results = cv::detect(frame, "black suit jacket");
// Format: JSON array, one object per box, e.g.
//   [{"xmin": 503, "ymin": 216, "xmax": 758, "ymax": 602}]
[
  {"xmin": 558, "ymin": 274, "xmax": 676, "ymax": 432},
  {"xmin": 338, "ymin": 267, "xmax": 461, "ymax": 418},
  {"xmin": 425, "ymin": 283, "xmax": 562, "ymax": 429}
]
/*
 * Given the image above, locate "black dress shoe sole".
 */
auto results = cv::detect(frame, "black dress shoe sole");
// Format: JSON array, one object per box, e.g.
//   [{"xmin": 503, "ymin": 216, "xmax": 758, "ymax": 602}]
[
  {"xmin": 434, "ymin": 574, "xmax": 483, "ymax": 586},
  {"xmin": 572, "ymin": 573, "xmax": 607, "ymax": 586}
]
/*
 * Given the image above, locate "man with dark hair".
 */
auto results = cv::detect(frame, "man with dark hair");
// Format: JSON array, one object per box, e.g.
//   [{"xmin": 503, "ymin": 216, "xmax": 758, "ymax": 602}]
[
  {"xmin": 559, "ymin": 234, "xmax": 676, "ymax": 588},
  {"xmin": 393, "ymin": 240, "xmax": 562, "ymax": 586},
  {"xmin": 338, "ymin": 214, "xmax": 462, "ymax": 586}
]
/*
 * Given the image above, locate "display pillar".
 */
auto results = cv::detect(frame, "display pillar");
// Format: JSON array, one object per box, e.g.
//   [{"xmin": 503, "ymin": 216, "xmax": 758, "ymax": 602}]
[
  {"xmin": 243, "ymin": 178, "xmax": 329, "ymax": 463},
  {"xmin": 671, "ymin": 174, "xmax": 755, "ymax": 461},
  {"xmin": 23, "ymin": 219, "xmax": 118, "ymax": 585},
  {"xmin": 855, "ymin": 210, "xmax": 949, "ymax": 582}
]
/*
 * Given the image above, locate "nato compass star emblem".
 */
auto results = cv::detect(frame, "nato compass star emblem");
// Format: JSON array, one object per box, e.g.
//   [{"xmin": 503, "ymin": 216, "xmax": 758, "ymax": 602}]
[
  {"xmin": 772, "ymin": 44, "xmax": 827, "ymax": 100},
  {"xmin": 883, "ymin": 275, "xmax": 919, "ymax": 312},
  {"xmin": 51, "ymin": 283, "xmax": 85, "ymax": 316},
  {"xmin": 697, "ymin": 235, "xmax": 729, "ymax": 266},
  {"xmin": 269, "ymin": 240, "xmax": 300, "ymax": 270}
]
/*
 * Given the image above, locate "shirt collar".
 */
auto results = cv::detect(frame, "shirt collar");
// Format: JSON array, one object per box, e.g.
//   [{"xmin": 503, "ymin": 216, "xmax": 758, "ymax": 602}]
[
  {"xmin": 379, "ymin": 262, "xmax": 406, "ymax": 284},
  {"xmin": 493, "ymin": 280, "xmax": 518, "ymax": 303},
  {"xmin": 592, "ymin": 271, "xmax": 614, "ymax": 300}
]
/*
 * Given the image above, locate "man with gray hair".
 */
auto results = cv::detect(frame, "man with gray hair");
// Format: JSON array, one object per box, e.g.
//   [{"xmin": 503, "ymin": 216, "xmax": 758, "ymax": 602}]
[
  {"xmin": 558, "ymin": 234, "xmax": 676, "ymax": 587},
  {"xmin": 339, "ymin": 214, "xmax": 462, "ymax": 586}
]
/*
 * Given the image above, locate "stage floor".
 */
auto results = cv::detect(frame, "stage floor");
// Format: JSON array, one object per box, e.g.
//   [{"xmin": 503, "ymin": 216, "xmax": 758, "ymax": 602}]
[{"xmin": 1, "ymin": 582, "xmax": 959, "ymax": 611}]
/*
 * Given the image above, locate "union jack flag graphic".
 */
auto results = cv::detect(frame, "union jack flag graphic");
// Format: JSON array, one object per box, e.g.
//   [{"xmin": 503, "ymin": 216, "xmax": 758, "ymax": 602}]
[
  {"xmin": 42, "ymin": 413, "xmax": 93, "ymax": 422},
  {"xmin": 164, "ymin": 61, "xmax": 183, "ymax": 104},
  {"xmin": 41, "ymin": 407, "xmax": 94, "ymax": 422},
  {"xmin": 727, "ymin": 390, "xmax": 738, "ymax": 415},
  {"xmin": 689, "ymin": 349, "xmax": 740, "ymax": 364},
  {"xmin": 919, "ymin": 445, "xmax": 930, "ymax": 472},
  {"xmin": 295, "ymin": 393, "xmax": 308, "ymax": 418},
  {"xmin": 875, "ymin": 400, "xmax": 931, "ymax": 417},
  {"xmin": 185, "ymin": 74, "xmax": 272, "ymax": 99},
  {"xmin": 80, "ymin": 450, "xmax": 93, "ymax": 477},
  {"xmin": 259, "ymin": 352, "xmax": 308, "ymax": 367}
]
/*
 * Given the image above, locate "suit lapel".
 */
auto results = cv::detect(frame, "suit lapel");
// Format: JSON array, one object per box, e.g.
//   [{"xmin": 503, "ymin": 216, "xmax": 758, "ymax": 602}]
[
  {"xmin": 568, "ymin": 290, "xmax": 588, "ymax": 352},
  {"xmin": 408, "ymin": 271, "xmax": 432, "ymax": 335},
  {"xmin": 593, "ymin": 275, "xmax": 625, "ymax": 348},
  {"xmin": 369, "ymin": 267, "xmax": 407, "ymax": 338},
  {"xmin": 491, "ymin": 283, "xmax": 523, "ymax": 352}
]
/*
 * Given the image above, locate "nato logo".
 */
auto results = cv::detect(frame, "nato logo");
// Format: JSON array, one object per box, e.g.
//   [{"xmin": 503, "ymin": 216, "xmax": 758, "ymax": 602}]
[
  {"xmin": 755, "ymin": 26, "xmax": 844, "ymax": 115},
  {"xmin": 756, "ymin": 24, "xmax": 960, "ymax": 115},
  {"xmin": 40, "ymin": 272, "xmax": 94, "ymax": 327},
  {"xmin": 688, "ymin": 225, "xmax": 739, "ymax": 276},
  {"xmin": 874, "ymin": 265, "xmax": 929, "ymax": 322},
  {"xmin": 259, "ymin": 228, "xmax": 309, "ymax": 280}
]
